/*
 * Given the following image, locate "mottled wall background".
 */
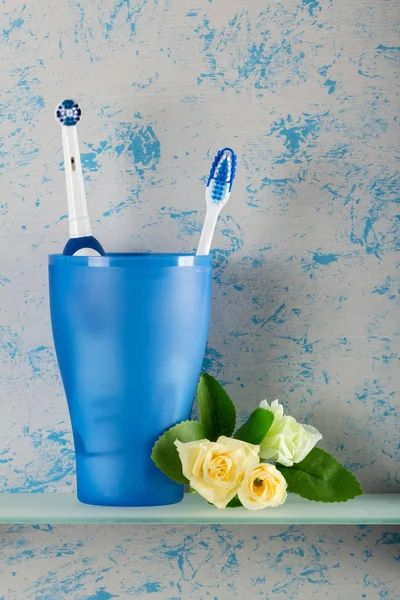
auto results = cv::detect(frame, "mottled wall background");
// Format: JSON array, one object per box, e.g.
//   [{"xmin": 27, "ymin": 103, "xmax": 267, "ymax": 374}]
[{"xmin": 0, "ymin": 0, "xmax": 399, "ymax": 598}]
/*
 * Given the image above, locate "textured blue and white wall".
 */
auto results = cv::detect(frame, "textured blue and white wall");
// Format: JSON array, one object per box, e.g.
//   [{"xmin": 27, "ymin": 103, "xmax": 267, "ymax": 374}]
[{"xmin": 0, "ymin": 0, "xmax": 399, "ymax": 598}]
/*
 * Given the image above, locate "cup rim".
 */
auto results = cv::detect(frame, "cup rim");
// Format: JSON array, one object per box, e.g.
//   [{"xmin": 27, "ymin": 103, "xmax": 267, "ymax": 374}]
[{"xmin": 48, "ymin": 253, "xmax": 212, "ymax": 268}]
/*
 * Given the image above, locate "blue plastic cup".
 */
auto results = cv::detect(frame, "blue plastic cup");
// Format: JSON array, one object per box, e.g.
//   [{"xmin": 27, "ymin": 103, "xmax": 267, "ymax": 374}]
[{"xmin": 48, "ymin": 253, "xmax": 212, "ymax": 506}]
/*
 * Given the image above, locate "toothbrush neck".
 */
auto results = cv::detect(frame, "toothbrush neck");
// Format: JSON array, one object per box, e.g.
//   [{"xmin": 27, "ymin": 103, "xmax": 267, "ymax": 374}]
[
  {"xmin": 196, "ymin": 206, "xmax": 220, "ymax": 256},
  {"xmin": 62, "ymin": 126, "xmax": 92, "ymax": 238}
]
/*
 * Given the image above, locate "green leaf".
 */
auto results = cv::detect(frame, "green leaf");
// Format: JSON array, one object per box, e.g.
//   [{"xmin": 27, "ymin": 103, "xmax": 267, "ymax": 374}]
[
  {"xmin": 151, "ymin": 421, "xmax": 206, "ymax": 484},
  {"xmin": 226, "ymin": 496, "xmax": 243, "ymax": 508},
  {"xmin": 276, "ymin": 448, "xmax": 363, "ymax": 503},
  {"xmin": 234, "ymin": 408, "xmax": 274, "ymax": 445},
  {"xmin": 197, "ymin": 373, "xmax": 236, "ymax": 441}
]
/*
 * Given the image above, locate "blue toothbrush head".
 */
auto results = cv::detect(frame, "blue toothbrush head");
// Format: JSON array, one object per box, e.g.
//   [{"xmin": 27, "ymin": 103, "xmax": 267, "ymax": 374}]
[
  {"xmin": 207, "ymin": 147, "xmax": 237, "ymax": 204},
  {"xmin": 55, "ymin": 99, "xmax": 82, "ymax": 126}
]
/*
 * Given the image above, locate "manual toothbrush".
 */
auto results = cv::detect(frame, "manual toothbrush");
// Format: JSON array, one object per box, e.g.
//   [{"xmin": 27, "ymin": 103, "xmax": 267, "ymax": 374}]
[
  {"xmin": 196, "ymin": 148, "xmax": 237, "ymax": 256},
  {"xmin": 55, "ymin": 99, "xmax": 105, "ymax": 256}
]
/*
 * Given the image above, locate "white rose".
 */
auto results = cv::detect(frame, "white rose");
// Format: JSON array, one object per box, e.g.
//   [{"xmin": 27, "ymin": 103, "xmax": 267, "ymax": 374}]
[
  {"xmin": 238, "ymin": 463, "xmax": 287, "ymax": 510},
  {"xmin": 175, "ymin": 436, "xmax": 260, "ymax": 509},
  {"xmin": 259, "ymin": 400, "xmax": 322, "ymax": 466}
]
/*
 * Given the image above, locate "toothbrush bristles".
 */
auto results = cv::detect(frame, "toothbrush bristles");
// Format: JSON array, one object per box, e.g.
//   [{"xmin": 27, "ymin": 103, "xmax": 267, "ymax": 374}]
[
  {"xmin": 55, "ymin": 99, "xmax": 82, "ymax": 126},
  {"xmin": 206, "ymin": 147, "xmax": 237, "ymax": 204}
]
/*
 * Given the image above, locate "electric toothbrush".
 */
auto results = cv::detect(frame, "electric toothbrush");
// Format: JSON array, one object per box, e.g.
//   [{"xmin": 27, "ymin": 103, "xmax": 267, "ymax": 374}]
[{"xmin": 55, "ymin": 99, "xmax": 105, "ymax": 256}]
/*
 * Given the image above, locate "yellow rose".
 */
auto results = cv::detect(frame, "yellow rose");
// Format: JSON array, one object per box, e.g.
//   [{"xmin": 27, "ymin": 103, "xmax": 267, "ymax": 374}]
[
  {"xmin": 175, "ymin": 436, "xmax": 260, "ymax": 509},
  {"xmin": 238, "ymin": 463, "xmax": 287, "ymax": 510}
]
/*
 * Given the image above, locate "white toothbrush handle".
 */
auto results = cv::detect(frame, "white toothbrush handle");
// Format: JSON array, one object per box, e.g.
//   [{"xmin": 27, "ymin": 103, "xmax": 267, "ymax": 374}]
[
  {"xmin": 62, "ymin": 126, "xmax": 92, "ymax": 238},
  {"xmin": 196, "ymin": 206, "xmax": 220, "ymax": 256}
]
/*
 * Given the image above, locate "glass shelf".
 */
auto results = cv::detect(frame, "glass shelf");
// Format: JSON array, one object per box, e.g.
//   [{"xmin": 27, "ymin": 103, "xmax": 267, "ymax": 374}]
[{"xmin": 0, "ymin": 493, "xmax": 398, "ymax": 524}]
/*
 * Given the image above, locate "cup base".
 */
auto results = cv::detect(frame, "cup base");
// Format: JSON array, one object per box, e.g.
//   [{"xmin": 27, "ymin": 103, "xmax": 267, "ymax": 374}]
[
  {"xmin": 75, "ymin": 450, "xmax": 184, "ymax": 507},
  {"xmin": 76, "ymin": 490, "xmax": 184, "ymax": 508}
]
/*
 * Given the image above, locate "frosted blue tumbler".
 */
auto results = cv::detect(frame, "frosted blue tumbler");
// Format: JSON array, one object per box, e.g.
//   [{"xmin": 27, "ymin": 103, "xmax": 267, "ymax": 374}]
[{"xmin": 49, "ymin": 253, "xmax": 212, "ymax": 506}]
